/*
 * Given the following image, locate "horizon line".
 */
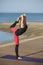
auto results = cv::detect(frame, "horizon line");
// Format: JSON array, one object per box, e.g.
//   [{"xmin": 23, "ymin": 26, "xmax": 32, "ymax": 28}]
[{"xmin": 0, "ymin": 12, "xmax": 43, "ymax": 13}]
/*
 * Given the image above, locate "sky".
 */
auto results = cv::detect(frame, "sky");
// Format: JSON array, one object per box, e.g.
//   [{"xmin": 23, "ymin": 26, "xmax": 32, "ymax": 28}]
[{"xmin": 0, "ymin": 0, "xmax": 43, "ymax": 13}]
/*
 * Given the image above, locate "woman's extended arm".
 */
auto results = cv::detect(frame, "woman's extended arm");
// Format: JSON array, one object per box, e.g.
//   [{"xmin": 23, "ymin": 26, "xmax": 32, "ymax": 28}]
[{"xmin": 10, "ymin": 21, "xmax": 18, "ymax": 28}]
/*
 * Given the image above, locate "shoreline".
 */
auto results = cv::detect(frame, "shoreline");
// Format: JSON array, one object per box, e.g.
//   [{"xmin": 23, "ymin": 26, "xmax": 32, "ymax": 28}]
[
  {"xmin": 0, "ymin": 35, "xmax": 43, "ymax": 47},
  {"xmin": 0, "ymin": 21, "xmax": 43, "ymax": 45}
]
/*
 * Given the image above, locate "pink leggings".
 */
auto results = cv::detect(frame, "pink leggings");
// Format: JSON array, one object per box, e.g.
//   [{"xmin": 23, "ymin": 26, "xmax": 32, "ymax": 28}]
[{"xmin": 11, "ymin": 27, "xmax": 19, "ymax": 45}]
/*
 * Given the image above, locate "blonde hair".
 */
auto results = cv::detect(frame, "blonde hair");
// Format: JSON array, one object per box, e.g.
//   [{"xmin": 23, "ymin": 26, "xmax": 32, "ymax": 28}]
[{"xmin": 23, "ymin": 13, "xmax": 26, "ymax": 16}]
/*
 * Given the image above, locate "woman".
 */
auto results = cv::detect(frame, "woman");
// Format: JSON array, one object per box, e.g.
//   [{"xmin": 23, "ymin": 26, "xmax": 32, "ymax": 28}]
[{"xmin": 10, "ymin": 14, "xmax": 28, "ymax": 59}]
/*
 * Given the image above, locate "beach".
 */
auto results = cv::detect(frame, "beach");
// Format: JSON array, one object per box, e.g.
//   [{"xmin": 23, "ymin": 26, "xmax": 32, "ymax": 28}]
[
  {"xmin": 0, "ymin": 22, "xmax": 43, "ymax": 65},
  {"xmin": 0, "ymin": 0, "xmax": 43, "ymax": 64},
  {"xmin": 0, "ymin": 22, "xmax": 43, "ymax": 38},
  {"xmin": 0, "ymin": 21, "xmax": 43, "ymax": 45}
]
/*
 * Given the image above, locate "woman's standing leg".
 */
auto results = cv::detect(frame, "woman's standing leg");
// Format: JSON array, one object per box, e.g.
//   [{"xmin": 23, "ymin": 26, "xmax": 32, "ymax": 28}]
[
  {"xmin": 15, "ymin": 44, "xmax": 19, "ymax": 58},
  {"xmin": 14, "ymin": 31, "xmax": 19, "ymax": 59},
  {"xmin": 10, "ymin": 27, "xmax": 22, "ymax": 59},
  {"xmin": 10, "ymin": 27, "xmax": 19, "ymax": 58},
  {"xmin": 14, "ymin": 32, "xmax": 22, "ymax": 59}
]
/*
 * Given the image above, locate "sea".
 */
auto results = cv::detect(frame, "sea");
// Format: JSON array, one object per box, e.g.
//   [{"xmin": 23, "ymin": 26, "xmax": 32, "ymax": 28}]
[
  {"xmin": 0, "ymin": 13, "xmax": 43, "ymax": 22},
  {"xmin": 0, "ymin": 13, "xmax": 43, "ymax": 43}
]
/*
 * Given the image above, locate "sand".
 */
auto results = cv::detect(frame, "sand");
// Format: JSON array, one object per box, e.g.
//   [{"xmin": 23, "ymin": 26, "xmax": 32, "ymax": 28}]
[
  {"xmin": 0, "ymin": 37, "xmax": 43, "ymax": 65},
  {"xmin": 0, "ymin": 22, "xmax": 43, "ymax": 65}
]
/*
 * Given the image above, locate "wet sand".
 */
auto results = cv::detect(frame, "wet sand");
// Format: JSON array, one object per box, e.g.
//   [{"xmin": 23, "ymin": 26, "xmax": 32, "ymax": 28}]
[
  {"xmin": 0, "ymin": 22, "xmax": 43, "ymax": 38},
  {"xmin": 0, "ymin": 22, "xmax": 43, "ymax": 65},
  {"xmin": 0, "ymin": 37, "xmax": 43, "ymax": 65}
]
